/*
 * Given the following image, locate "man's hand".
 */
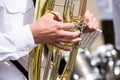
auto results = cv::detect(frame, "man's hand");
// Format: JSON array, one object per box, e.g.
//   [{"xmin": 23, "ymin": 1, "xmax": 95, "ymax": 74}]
[
  {"xmin": 83, "ymin": 10, "xmax": 99, "ymax": 32},
  {"xmin": 30, "ymin": 13, "xmax": 81, "ymax": 51}
]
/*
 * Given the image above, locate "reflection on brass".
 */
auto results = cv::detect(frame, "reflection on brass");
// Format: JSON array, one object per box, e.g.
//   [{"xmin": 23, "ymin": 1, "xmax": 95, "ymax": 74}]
[{"xmin": 29, "ymin": 0, "xmax": 88, "ymax": 80}]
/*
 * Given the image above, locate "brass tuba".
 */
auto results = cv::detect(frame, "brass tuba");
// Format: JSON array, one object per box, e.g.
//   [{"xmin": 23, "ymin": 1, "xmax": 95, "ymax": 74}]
[{"xmin": 28, "ymin": 0, "xmax": 99, "ymax": 80}]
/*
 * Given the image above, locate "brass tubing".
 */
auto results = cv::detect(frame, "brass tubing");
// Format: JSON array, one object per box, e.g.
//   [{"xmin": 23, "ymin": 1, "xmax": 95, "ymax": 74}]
[{"xmin": 29, "ymin": 0, "xmax": 88, "ymax": 80}]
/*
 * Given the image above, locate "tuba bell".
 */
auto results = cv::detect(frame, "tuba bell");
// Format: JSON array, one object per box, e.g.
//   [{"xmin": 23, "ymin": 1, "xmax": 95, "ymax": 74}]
[{"xmin": 28, "ymin": 0, "xmax": 101, "ymax": 80}]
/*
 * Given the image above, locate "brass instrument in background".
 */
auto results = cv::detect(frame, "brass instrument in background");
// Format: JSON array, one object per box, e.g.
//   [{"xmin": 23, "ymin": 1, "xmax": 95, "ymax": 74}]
[{"xmin": 29, "ymin": 0, "xmax": 90, "ymax": 80}]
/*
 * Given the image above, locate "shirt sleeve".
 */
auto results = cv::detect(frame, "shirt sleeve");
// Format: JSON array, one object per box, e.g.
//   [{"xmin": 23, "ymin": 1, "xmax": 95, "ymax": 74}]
[{"xmin": 0, "ymin": 24, "xmax": 36, "ymax": 62}]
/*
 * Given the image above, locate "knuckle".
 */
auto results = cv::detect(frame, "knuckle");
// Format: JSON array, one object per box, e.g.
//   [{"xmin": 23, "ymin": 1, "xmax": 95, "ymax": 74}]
[
  {"xmin": 55, "ymin": 24, "xmax": 61, "ymax": 30},
  {"xmin": 71, "ymin": 39, "xmax": 78, "ymax": 43},
  {"xmin": 71, "ymin": 40, "xmax": 75, "ymax": 43},
  {"xmin": 71, "ymin": 34, "xmax": 76, "ymax": 39},
  {"xmin": 55, "ymin": 30, "xmax": 60, "ymax": 36}
]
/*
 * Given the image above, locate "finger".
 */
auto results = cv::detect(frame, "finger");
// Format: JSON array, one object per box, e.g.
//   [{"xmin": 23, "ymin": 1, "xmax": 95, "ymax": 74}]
[
  {"xmin": 53, "ymin": 43, "xmax": 72, "ymax": 51},
  {"xmin": 92, "ymin": 18, "xmax": 99, "ymax": 29},
  {"xmin": 56, "ymin": 22, "xmax": 75, "ymax": 30},
  {"xmin": 85, "ymin": 11, "xmax": 94, "ymax": 25},
  {"xmin": 83, "ymin": 18, "xmax": 89, "ymax": 24},
  {"xmin": 85, "ymin": 10, "xmax": 90, "ymax": 16},
  {"xmin": 88, "ymin": 20, "xmax": 96, "ymax": 29},
  {"xmin": 56, "ymin": 37, "xmax": 81, "ymax": 43},
  {"xmin": 85, "ymin": 10, "xmax": 93, "ymax": 19},
  {"xmin": 94, "ymin": 22, "xmax": 99, "ymax": 29},
  {"xmin": 50, "ymin": 11, "xmax": 62, "ymax": 21},
  {"xmin": 89, "ymin": 18, "xmax": 98, "ymax": 29},
  {"xmin": 57, "ymin": 30, "xmax": 80, "ymax": 38}
]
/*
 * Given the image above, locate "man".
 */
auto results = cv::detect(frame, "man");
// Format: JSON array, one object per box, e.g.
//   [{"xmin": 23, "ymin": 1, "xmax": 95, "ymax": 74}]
[{"xmin": 0, "ymin": 0, "xmax": 98, "ymax": 80}]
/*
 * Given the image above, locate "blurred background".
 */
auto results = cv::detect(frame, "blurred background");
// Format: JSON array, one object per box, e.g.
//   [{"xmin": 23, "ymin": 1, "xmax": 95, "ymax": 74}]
[{"xmin": 69, "ymin": 0, "xmax": 120, "ymax": 80}]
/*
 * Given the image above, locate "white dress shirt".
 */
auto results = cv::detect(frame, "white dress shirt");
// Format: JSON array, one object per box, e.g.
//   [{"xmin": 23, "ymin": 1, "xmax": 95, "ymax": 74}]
[
  {"xmin": 0, "ymin": 0, "xmax": 36, "ymax": 80},
  {"xmin": 112, "ymin": 0, "xmax": 120, "ymax": 50}
]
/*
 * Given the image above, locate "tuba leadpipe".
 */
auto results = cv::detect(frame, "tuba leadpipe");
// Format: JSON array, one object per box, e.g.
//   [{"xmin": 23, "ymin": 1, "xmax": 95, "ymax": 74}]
[{"xmin": 29, "ymin": 0, "xmax": 88, "ymax": 80}]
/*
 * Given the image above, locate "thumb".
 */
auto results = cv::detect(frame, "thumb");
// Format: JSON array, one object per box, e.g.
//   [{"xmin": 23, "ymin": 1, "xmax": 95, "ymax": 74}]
[{"xmin": 50, "ymin": 11, "xmax": 62, "ymax": 21}]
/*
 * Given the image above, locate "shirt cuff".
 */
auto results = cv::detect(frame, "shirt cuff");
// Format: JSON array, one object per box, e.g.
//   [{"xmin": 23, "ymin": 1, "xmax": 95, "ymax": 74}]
[{"xmin": 8, "ymin": 24, "xmax": 36, "ymax": 51}]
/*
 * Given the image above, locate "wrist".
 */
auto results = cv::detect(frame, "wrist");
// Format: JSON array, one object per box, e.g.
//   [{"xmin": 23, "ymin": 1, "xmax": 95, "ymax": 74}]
[{"xmin": 29, "ymin": 23, "xmax": 38, "ymax": 44}]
